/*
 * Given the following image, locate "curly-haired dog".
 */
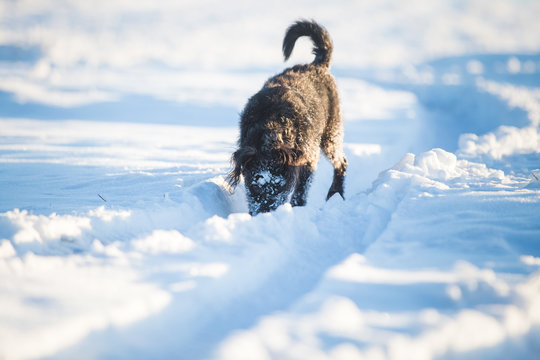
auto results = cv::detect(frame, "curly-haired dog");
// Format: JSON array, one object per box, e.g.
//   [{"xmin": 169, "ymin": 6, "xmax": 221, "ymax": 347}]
[{"xmin": 227, "ymin": 20, "xmax": 347, "ymax": 215}]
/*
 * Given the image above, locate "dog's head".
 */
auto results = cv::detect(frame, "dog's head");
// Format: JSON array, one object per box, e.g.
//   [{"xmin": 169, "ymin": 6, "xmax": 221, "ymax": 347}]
[{"xmin": 227, "ymin": 145, "xmax": 304, "ymax": 215}]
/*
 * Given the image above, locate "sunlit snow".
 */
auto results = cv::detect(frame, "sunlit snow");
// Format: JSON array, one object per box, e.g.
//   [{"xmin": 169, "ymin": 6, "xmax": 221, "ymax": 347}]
[{"xmin": 1, "ymin": 1, "xmax": 540, "ymax": 359}]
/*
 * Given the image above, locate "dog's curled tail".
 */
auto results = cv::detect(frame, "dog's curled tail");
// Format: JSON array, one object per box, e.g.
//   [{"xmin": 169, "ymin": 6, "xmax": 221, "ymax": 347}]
[{"xmin": 283, "ymin": 20, "xmax": 333, "ymax": 68}]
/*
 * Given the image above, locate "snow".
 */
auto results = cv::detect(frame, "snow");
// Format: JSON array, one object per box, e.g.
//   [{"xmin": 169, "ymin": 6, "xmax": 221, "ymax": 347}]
[
  {"xmin": 1, "ymin": 1, "xmax": 540, "ymax": 359},
  {"xmin": 131, "ymin": 230, "xmax": 195, "ymax": 255}
]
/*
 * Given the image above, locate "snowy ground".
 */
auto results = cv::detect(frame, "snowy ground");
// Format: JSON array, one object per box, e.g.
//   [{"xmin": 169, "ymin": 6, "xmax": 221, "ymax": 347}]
[{"xmin": 1, "ymin": 1, "xmax": 540, "ymax": 359}]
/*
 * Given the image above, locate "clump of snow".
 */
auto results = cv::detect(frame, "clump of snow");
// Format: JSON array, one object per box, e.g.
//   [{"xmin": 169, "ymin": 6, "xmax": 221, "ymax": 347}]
[
  {"xmin": 254, "ymin": 171, "xmax": 272, "ymax": 186},
  {"xmin": 0, "ymin": 240, "xmax": 16, "ymax": 259},
  {"xmin": 250, "ymin": 170, "xmax": 286, "ymax": 188},
  {"xmin": 87, "ymin": 206, "xmax": 131, "ymax": 222},
  {"xmin": 200, "ymin": 213, "xmax": 252, "ymax": 243},
  {"xmin": 132, "ymin": 230, "xmax": 195, "ymax": 254},
  {"xmin": 409, "ymin": 148, "xmax": 462, "ymax": 180},
  {"xmin": 459, "ymin": 126, "xmax": 540, "ymax": 160},
  {"xmin": 1, "ymin": 209, "xmax": 91, "ymax": 247},
  {"xmin": 385, "ymin": 149, "xmax": 507, "ymax": 192}
]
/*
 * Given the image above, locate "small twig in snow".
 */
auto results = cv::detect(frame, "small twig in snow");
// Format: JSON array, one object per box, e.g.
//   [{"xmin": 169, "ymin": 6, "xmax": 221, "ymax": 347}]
[{"xmin": 98, "ymin": 194, "xmax": 107, "ymax": 202}]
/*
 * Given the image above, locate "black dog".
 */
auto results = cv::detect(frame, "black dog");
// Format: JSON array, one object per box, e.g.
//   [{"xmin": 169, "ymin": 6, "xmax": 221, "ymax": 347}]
[{"xmin": 227, "ymin": 20, "xmax": 347, "ymax": 215}]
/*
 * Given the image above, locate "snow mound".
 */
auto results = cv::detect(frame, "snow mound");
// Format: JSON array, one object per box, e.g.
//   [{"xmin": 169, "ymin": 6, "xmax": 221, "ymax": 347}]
[
  {"xmin": 0, "ymin": 253, "xmax": 171, "ymax": 360},
  {"xmin": 459, "ymin": 126, "xmax": 540, "ymax": 160},
  {"xmin": 132, "ymin": 230, "xmax": 195, "ymax": 254}
]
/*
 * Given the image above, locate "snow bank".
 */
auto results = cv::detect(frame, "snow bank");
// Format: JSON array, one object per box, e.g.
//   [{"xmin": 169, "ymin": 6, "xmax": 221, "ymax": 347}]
[
  {"xmin": 459, "ymin": 126, "xmax": 540, "ymax": 160},
  {"xmin": 458, "ymin": 80, "xmax": 540, "ymax": 160},
  {"xmin": 216, "ymin": 148, "xmax": 540, "ymax": 360},
  {"xmin": 0, "ymin": 253, "xmax": 171, "ymax": 360}
]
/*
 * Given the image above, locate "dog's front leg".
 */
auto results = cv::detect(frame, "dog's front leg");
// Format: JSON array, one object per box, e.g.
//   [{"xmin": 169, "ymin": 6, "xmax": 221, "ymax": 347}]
[
  {"xmin": 326, "ymin": 159, "xmax": 347, "ymax": 200},
  {"xmin": 291, "ymin": 166, "xmax": 314, "ymax": 207}
]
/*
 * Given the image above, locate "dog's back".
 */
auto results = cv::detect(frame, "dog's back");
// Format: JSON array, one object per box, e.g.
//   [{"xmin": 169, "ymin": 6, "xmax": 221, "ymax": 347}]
[
  {"xmin": 229, "ymin": 20, "xmax": 347, "ymax": 214},
  {"xmin": 239, "ymin": 20, "xmax": 340, "ymax": 163}
]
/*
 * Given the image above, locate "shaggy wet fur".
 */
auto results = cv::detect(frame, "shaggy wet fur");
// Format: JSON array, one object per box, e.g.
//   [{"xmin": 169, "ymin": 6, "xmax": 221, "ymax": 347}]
[{"xmin": 227, "ymin": 20, "xmax": 347, "ymax": 215}]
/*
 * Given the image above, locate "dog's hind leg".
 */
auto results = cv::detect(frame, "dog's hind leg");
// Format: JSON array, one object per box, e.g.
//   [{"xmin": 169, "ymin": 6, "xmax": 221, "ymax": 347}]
[{"xmin": 291, "ymin": 166, "xmax": 314, "ymax": 207}]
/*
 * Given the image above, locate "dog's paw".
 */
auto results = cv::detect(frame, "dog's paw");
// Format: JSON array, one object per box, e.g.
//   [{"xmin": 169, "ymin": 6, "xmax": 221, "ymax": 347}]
[{"xmin": 326, "ymin": 190, "xmax": 345, "ymax": 201}]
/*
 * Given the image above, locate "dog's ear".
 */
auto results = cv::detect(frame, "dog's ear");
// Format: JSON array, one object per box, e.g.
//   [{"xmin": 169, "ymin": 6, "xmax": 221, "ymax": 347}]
[
  {"xmin": 276, "ymin": 145, "xmax": 306, "ymax": 167},
  {"xmin": 226, "ymin": 146, "xmax": 257, "ymax": 187}
]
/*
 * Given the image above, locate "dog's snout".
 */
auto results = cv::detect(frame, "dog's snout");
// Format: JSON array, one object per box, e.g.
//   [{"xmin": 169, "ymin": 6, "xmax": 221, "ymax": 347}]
[{"xmin": 253, "ymin": 174, "xmax": 266, "ymax": 186}]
